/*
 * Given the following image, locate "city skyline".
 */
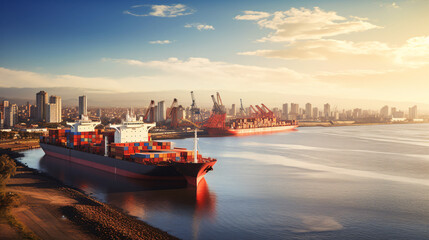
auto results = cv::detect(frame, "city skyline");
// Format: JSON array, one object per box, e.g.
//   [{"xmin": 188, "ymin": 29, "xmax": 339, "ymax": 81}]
[{"xmin": 1, "ymin": 0, "xmax": 429, "ymax": 105}]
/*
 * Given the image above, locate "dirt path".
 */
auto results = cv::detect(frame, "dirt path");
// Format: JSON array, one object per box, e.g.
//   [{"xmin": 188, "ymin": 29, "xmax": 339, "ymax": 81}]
[
  {"xmin": 6, "ymin": 167, "xmax": 96, "ymax": 240},
  {"xmin": 4, "ymin": 165, "xmax": 177, "ymax": 240}
]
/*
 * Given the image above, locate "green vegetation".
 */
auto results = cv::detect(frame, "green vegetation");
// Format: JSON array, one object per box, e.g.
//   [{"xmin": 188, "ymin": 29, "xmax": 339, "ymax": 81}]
[{"xmin": 0, "ymin": 154, "xmax": 39, "ymax": 240}]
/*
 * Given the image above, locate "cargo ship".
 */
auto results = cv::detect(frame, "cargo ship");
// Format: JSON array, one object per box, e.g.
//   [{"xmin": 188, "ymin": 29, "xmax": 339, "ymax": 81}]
[
  {"xmin": 204, "ymin": 95, "xmax": 298, "ymax": 136},
  {"xmin": 40, "ymin": 113, "xmax": 216, "ymax": 187}
]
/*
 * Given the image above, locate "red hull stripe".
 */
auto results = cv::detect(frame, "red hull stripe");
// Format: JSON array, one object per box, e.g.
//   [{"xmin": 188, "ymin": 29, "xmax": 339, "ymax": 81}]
[
  {"xmin": 43, "ymin": 150, "xmax": 184, "ymax": 181},
  {"xmin": 184, "ymin": 161, "xmax": 216, "ymax": 187}
]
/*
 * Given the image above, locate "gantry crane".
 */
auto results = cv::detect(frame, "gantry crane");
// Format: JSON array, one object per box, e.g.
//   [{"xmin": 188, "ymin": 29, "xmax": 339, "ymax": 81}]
[
  {"xmin": 143, "ymin": 100, "xmax": 155, "ymax": 122},
  {"xmin": 190, "ymin": 91, "xmax": 203, "ymax": 123}
]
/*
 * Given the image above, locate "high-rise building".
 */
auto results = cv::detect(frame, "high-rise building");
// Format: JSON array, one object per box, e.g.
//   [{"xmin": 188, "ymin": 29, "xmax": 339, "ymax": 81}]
[
  {"xmin": 157, "ymin": 101, "xmax": 166, "ymax": 122},
  {"xmin": 4, "ymin": 104, "xmax": 18, "ymax": 128},
  {"xmin": 391, "ymin": 107, "xmax": 397, "ymax": 117},
  {"xmin": 26, "ymin": 101, "xmax": 32, "ymax": 118},
  {"xmin": 282, "ymin": 103, "xmax": 288, "ymax": 120},
  {"xmin": 289, "ymin": 103, "xmax": 299, "ymax": 120},
  {"xmin": 313, "ymin": 107, "xmax": 319, "ymax": 119},
  {"xmin": 36, "ymin": 91, "xmax": 48, "ymax": 121},
  {"xmin": 380, "ymin": 105, "xmax": 389, "ymax": 118},
  {"xmin": 290, "ymin": 103, "xmax": 299, "ymax": 114},
  {"xmin": 78, "ymin": 95, "xmax": 87, "ymax": 118},
  {"xmin": 0, "ymin": 100, "xmax": 9, "ymax": 128},
  {"xmin": 230, "ymin": 104, "xmax": 236, "ymax": 116},
  {"xmin": 305, "ymin": 103, "xmax": 312, "ymax": 119},
  {"xmin": 97, "ymin": 108, "xmax": 102, "ymax": 118},
  {"xmin": 324, "ymin": 103, "xmax": 331, "ymax": 118},
  {"xmin": 49, "ymin": 95, "xmax": 62, "ymax": 122},
  {"xmin": 409, "ymin": 105, "xmax": 417, "ymax": 119}
]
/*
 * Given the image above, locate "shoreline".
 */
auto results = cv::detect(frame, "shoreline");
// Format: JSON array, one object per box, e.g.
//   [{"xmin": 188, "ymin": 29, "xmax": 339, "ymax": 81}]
[
  {"xmin": 298, "ymin": 121, "xmax": 429, "ymax": 128},
  {"xmin": 1, "ymin": 149, "xmax": 178, "ymax": 240}
]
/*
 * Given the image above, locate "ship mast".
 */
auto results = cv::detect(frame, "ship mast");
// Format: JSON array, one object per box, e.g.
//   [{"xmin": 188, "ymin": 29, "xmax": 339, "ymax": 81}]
[{"xmin": 194, "ymin": 128, "xmax": 198, "ymax": 163}]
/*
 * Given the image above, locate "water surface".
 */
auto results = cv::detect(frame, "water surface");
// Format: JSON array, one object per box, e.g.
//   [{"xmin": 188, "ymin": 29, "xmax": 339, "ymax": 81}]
[{"xmin": 18, "ymin": 124, "xmax": 429, "ymax": 239}]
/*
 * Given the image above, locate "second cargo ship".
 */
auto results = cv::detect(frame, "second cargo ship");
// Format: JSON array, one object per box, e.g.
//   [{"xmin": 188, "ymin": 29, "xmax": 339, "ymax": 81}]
[
  {"xmin": 40, "ymin": 112, "xmax": 216, "ymax": 187},
  {"xmin": 204, "ymin": 93, "xmax": 298, "ymax": 136}
]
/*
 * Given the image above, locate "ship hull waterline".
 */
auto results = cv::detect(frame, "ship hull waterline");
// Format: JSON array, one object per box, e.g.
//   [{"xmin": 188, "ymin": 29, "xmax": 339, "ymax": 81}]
[{"xmin": 40, "ymin": 143, "xmax": 215, "ymax": 187}]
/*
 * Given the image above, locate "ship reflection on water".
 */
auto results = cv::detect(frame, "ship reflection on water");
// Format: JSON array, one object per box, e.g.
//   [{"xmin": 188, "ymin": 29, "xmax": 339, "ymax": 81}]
[{"xmin": 39, "ymin": 154, "xmax": 217, "ymax": 222}]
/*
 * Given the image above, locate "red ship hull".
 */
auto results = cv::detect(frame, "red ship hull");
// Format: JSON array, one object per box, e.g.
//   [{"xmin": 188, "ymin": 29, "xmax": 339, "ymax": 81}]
[
  {"xmin": 207, "ymin": 125, "xmax": 298, "ymax": 136},
  {"xmin": 41, "ymin": 143, "xmax": 216, "ymax": 187}
]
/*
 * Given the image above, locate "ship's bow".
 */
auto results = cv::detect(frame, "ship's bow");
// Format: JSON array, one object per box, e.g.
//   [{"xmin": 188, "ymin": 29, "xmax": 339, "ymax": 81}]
[{"xmin": 172, "ymin": 160, "xmax": 216, "ymax": 187}]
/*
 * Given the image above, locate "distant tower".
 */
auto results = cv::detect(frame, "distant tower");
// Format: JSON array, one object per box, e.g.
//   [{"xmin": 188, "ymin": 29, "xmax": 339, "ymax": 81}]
[
  {"xmin": 4, "ymin": 104, "xmax": 18, "ymax": 128},
  {"xmin": 36, "ymin": 91, "xmax": 48, "ymax": 121},
  {"xmin": 409, "ymin": 105, "xmax": 417, "ymax": 119},
  {"xmin": 305, "ymin": 103, "xmax": 312, "ymax": 119},
  {"xmin": 380, "ymin": 105, "xmax": 389, "ymax": 118},
  {"xmin": 46, "ymin": 95, "xmax": 62, "ymax": 123},
  {"xmin": 79, "ymin": 95, "xmax": 87, "ymax": 118},
  {"xmin": 282, "ymin": 103, "xmax": 288, "ymax": 120},
  {"xmin": 230, "ymin": 104, "xmax": 236, "ymax": 116},
  {"xmin": 157, "ymin": 101, "xmax": 166, "ymax": 122},
  {"xmin": 324, "ymin": 103, "xmax": 331, "ymax": 118},
  {"xmin": 313, "ymin": 107, "xmax": 319, "ymax": 119}
]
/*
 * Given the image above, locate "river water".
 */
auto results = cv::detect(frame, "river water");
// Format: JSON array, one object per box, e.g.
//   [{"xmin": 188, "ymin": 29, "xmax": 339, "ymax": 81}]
[{"xmin": 18, "ymin": 124, "xmax": 429, "ymax": 239}]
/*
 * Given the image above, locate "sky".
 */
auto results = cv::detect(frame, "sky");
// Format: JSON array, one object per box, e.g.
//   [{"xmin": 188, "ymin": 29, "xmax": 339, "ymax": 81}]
[{"xmin": 1, "ymin": 0, "xmax": 429, "ymax": 106}]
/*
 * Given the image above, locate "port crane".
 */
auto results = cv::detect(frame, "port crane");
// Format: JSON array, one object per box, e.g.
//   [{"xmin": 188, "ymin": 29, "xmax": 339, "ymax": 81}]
[
  {"xmin": 143, "ymin": 100, "xmax": 155, "ymax": 123},
  {"xmin": 190, "ymin": 91, "xmax": 203, "ymax": 123},
  {"xmin": 261, "ymin": 104, "xmax": 275, "ymax": 118},
  {"xmin": 166, "ymin": 98, "xmax": 184, "ymax": 129},
  {"xmin": 204, "ymin": 92, "xmax": 227, "ymax": 129},
  {"xmin": 239, "ymin": 99, "xmax": 246, "ymax": 117}
]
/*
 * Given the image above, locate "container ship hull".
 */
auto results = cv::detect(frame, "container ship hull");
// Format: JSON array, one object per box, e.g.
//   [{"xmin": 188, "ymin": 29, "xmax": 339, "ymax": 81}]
[
  {"xmin": 207, "ymin": 125, "xmax": 298, "ymax": 136},
  {"xmin": 40, "ymin": 143, "xmax": 215, "ymax": 187}
]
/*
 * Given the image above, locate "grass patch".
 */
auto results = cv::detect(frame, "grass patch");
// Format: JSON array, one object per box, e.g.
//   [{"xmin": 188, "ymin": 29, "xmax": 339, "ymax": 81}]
[{"xmin": 0, "ymin": 154, "xmax": 39, "ymax": 240}]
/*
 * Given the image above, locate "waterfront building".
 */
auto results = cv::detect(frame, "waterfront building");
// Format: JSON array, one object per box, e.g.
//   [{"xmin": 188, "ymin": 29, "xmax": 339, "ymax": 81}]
[
  {"xmin": 157, "ymin": 101, "xmax": 166, "ymax": 122},
  {"xmin": 4, "ymin": 104, "xmax": 18, "ymax": 128},
  {"xmin": 380, "ymin": 105, "xmax": 389, "ymax": 118},
  {"xmin": 79, "ymin": 95, "xmax": 87, "ymax": 117},
  {"xmin": 36, "ymin": 91, "xmax": 48, "ymax": 121},
  {"xmin": 49, "ymin": 95, "xmax": 62, "ymax": 122},
  {"xmin": 230, "ymin": 104, "xmax": 236, "ymax": 116},
  {"xmin": 409, "ymin": 105, "xmax": 417, "ymax": 119},
  {"xmin": 305, "ymin": 103, "xmax": 312, "ymax": 119},
  {"xmin": 324, "ymin": 103, "xmax": 331, "ymax": 118},
  {"xmin": 282, "ymin": 103, "xmax": 288, "ymax": 120},
  {"xmin": 312, "ymin": 107, "xmax": 319, "ymax": 119}
]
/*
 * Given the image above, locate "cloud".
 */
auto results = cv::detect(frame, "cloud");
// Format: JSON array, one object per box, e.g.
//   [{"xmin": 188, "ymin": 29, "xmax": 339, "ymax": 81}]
[
  {"xmin": 149, "ymin": 40, "xmax": 172, "ymax": 44},
  {"xmin": 239, "ymin": 36, "xmax": 429, "ymax": 69},
  {"xmin": 100, "ymin": 57, "xmax": 324, "ymax": 94},
  {"xmin": 235, "ymin": 7, "xmax": 380, "ymax": 42},
  {"xmin": 234, "ymin": 10, "xmax": 270, "ymax": 20},
  {"xmin": 395, "ymin": 36, "xmax": 429, "ymax": 67},
  {"xmin": 380, "ymin": 2, "xmax": 400, "ymax": 9},
  {"xmin": 239, "ymin": 39, "xmax": 391, "ymax": 60},
  {"xmin": 184, "ymin": 23, "xmax": 215, "ymax": 31},
  {"xmin": 124, "ymin": 4, "xmax": 194, "ymax": 17},
  {"xmin": 0, "ymin": 67, "xmax": 127, "ymax": 90}
]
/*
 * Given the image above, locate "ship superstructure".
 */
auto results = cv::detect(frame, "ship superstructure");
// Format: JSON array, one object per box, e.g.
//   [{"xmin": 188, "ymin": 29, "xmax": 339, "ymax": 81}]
[
  {"xmin": 109, "ymin": 110, "xmax": 155, "ymax": 143},
  {"xmin": 66, "ymin": 115, "xmax": 101, "ymax": 133}
]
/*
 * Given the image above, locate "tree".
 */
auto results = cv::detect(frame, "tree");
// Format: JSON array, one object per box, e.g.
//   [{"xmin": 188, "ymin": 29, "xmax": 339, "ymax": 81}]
[{"xmin": 0, "ymin": 155, "xmax": 16, "ymax": 184}]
